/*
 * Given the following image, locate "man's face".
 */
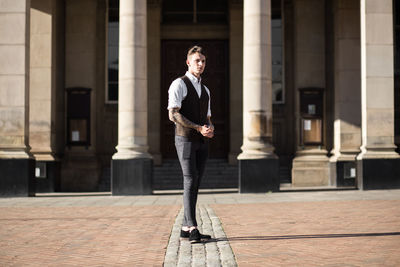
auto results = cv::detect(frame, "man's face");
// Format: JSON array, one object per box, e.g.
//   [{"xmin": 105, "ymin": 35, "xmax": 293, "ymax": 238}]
[{"xmin": 187, "ymin": 52, "xmax": 206, "ymax": 78}]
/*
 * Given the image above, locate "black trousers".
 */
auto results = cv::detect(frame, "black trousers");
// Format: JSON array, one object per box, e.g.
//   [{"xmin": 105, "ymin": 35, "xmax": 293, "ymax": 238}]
[{"xmin": 175, "ymin": 135, "xmax": 208, "ymax": 227}]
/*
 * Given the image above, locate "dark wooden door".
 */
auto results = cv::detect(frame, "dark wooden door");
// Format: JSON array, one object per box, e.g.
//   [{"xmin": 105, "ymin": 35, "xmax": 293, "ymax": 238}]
[{"xmin": 161, "ymin": 40, "xmax": 229, "ymax": 158}]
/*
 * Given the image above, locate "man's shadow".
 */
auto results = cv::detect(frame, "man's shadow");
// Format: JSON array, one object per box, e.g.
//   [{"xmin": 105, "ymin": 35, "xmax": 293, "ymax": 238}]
[{"xmin": 203, "ymin": 232, "xmax": 400, "ymax": 243}]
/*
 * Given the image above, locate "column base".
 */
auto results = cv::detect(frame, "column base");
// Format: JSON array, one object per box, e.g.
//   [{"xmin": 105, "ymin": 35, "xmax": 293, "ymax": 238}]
[
  {"xmin": 0, "ymin": 158, "xmax": 35, "ymax": 197},
  {"xmin": 228, "ymin": 152, "xmax": 239, "ymax": 165},
  {"xmin": 238, "ymin": 158, "xmax": 279, "ymax": 193},
  {"xmin": 61, "ymin": 154, "xmax": 101, "ymax": 192},
  {"xmin": 357, "ymin": 158, "xmax": 400, "ymax": 190},
  {"xmin": 35, "ymin": 161, "xmax": 60, "ymax": 193},
  {"xmin": 112, "ymin": 158, "xmax": 153, "ymax": 195},
  {"xmin": 292, "ymin": 156, "xmax": 330, "ymax": 187},
  {"xmin": 151, "ymin": 153, "xmax": 162, "ymax": 166},
  {"xmin": 333, "ymin": 161, "xmax": 357, "ymax": 187}
]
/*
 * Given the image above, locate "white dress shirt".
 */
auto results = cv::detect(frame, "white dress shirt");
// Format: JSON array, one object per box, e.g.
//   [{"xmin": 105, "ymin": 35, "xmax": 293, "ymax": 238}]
[{"xmin": 167, "ymin": 71, "xmax": 211, "ymax": 117}]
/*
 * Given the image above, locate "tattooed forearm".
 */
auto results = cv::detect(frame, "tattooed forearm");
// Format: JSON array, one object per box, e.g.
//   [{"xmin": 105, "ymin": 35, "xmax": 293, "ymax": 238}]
[{"xmin": 169, "ymin": 108, "xmax": 201, "ymax": 131}]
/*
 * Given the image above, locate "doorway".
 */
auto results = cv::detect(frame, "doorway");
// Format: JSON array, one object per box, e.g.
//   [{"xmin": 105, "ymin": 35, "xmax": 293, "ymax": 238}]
[{"xmin": 160, "ymin": 40, "xmax": 229, "ymax": 159}]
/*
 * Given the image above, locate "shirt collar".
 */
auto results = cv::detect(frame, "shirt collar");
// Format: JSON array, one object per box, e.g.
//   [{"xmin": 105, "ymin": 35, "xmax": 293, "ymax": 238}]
[{"xmin": 185, "ymin": 71, "xmax": 201, "ymax": 84}]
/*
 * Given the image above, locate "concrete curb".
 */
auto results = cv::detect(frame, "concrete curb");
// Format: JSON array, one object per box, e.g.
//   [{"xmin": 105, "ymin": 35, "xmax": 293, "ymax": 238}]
[{"xmin": 205, "ymin": 206, "xmax": 237, "ymax": 266}]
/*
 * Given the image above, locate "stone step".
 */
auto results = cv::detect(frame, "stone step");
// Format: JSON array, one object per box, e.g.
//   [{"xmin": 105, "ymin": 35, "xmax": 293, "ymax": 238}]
[
  {"xmin": 153, "ymin": 159, "xmax": 238, "ymax": 190},
  {"xmin": 99, "ymin": 160, "xmax": 292, "ymax": 191},
  {"xmin": 279, "ymin": 165, "xmax": 291, "ymax": 183}
]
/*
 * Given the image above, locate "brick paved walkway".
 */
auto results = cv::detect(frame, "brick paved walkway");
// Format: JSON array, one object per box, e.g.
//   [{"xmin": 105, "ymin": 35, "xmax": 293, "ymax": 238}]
[
  {"xmin": 212, "ymin": 199, "xmax": 400, "ymax": 266},
  {"xmin": 0, "ymin": 204, "xmax": 180, "ymax": 266},
  {"xmin": 0, "ymin": 190, "xmax": 400, "ymax": 266}
]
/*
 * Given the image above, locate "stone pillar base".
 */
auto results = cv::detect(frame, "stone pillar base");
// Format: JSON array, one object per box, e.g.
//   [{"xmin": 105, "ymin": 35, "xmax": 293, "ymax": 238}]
[
  {"xmin": 112, "ymin": 158, "xmax": 153, "ymax": 195},
  {"xmin": 61, "ymin": 155, "xmax": 101, "ymax": 192},
  {"xmin": 239, "ymin": 158, "xmax": 279, "ymax": 193},
  {"xmin": 332, "ymin": 161, "xmax": 356, "ymax": 188},
  {"xmin": 0, "ymin": 158, "xmax": 35, "ymax": 197},
  {"xmin": 151, "ymin": 153, "xmax": 162, "ymax": 166},
  {"xmin": 292, "ymin": 157, "xmax": 330, "ymax": 187},
  {"xmin": 357, "ymin": 159, "xmax": 400, "ymax": 190},
  {"xmin": 228, "ymin": 152, "xmax": 239, "ymax": 165},
  {"xmin": 35, "ymin": 161, "xmax": 60, "ymax": 193}
]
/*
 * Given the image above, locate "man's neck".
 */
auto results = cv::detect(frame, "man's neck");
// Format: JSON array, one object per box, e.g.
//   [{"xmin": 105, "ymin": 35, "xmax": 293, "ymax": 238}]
[{"xmin": 188, "ymin": 70, "xmax": 200, "ymax": 79}]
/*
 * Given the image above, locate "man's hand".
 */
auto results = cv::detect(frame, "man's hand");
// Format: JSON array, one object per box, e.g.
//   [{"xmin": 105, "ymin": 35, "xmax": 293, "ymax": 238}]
[
  {"xmin": 199, "ymin": 125, "xmax": 214, "ymax": 138},
  {"xmin": 169, "ymin": 108, "xmax": 214, "ymax": 138}
]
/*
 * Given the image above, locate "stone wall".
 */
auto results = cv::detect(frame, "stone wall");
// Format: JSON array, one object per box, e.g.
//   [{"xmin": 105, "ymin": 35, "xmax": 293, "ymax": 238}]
[
  {"xmin": 0, "ymin": 0, "xmax": 35, "ymax": 196},
  {"xmin": 61, "ymin": 0, "xmax": 101, "ymax": 191}
]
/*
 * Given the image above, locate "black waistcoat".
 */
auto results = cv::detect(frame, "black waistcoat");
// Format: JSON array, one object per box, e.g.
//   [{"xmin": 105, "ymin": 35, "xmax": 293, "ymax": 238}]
[{"xmin": 175, "ymin": 75, "xmax": 209, "ymax": 141}]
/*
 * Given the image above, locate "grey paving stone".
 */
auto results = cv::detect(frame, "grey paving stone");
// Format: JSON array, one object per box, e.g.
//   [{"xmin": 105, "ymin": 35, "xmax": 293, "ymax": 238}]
[
  {"xmin": 192, "ymin": 243, "xmax": 206, "ymax": 267},
  {"xmin": 205, "ymin": 242, "xmax": 221, "ymax": 267},
  {"xmin": 164, "ymin": 208, "xmax": 183, "ymax": 267},
  {"xmin": 200, "ymin": 206, "xmax": 221, "ymax": 267},
  {"xmin": 206, "ymin": 206, "xmax": 237, "ymax": 267},
  {"xmin": 177, "ymin": 239, "xmax": 192, "ymax": 267},
  {"xmin": 164, "ymin": 204, "xmax": 237, "ymax": 267}
]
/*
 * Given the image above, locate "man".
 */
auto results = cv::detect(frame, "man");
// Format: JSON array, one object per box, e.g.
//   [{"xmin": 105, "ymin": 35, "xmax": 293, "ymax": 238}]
[{"xmin": 167, "ymin": 46, "xmax": 214, "ymax": 243}]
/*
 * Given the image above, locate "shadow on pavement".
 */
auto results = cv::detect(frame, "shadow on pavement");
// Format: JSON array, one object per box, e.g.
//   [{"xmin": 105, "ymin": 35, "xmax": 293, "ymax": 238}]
[{"xmin": 206, "ymin": 232, "xmax": 400, "ymax": 243}]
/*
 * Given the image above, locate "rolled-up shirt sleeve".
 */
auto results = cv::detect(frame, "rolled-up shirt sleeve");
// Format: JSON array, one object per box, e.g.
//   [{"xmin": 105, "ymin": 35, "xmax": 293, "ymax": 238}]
[{"xmin": 167, "ymin": 79, "xmax": 185, "ymax": 110}]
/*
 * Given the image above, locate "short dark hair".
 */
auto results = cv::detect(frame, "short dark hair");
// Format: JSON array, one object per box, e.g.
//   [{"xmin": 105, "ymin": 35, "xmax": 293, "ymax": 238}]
[{"xmin": 187, "ymin": 45, "xmax": 206, "ymax": 59}]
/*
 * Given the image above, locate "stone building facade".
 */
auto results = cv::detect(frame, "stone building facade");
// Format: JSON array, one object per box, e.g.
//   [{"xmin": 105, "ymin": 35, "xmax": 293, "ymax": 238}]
[{"xmin": 0, "ymin": 0, "xmax": 399, "ymax": 196}]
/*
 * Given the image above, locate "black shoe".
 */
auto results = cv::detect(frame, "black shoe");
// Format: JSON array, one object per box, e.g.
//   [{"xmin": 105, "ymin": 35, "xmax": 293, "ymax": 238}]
[
  {"xmin": 180, "ymin": 230, "xmax": 190, "ymax": 238},
  {"xmin": 181, "ymin": 229, "xmax": 211, "ymax": 239},
  {"xmin": 189, "ymin": 229, "xmax": 211, "ymax": 243}
]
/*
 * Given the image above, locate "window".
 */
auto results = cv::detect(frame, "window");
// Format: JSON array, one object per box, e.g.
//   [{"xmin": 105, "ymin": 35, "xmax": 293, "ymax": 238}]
[
  {"xmin": 107, "ymin": 0, "xmax": 119, "ymax": 103},
  {"xmin": 272, "ymin": 0, "xmax": 284, "ymax": 104},
  {"xmin": 162, "ymin": 0, "xmax": 228, "ymax": 24}
]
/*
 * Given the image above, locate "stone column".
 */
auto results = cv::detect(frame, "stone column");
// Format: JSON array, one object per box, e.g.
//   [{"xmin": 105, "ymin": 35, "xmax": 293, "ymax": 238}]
[
  {"xmin": 0, "ymin": 0, "xmax": 35, "ymax": 196},
  {"xmin": 147, "ymin": 0, "xmax": 162, "ymax": 165},
  {"xmin": 291, "ymin": 0, "xmax": 330, "ymax": 187},
  {"xmin": 329, "ymin": 0, "xmax": 361, "ymax": 187},
  {"xmin": 357, "ymin": 0, "xmax": 400, "ymax": 189},
  {"xmin": 30, "ymin": 0, "xmax": 59, "ymax": 192},
  {"xmin": 238, "ymin": 0, "xmax": 279, "ymax": 193},
  {"xmin": 111, "ymin": 0, "xmax": 152, "ymax": 195},
  {"xmin": 228, "ymin": 0, "xmax": 243, "ymax": 165}
]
